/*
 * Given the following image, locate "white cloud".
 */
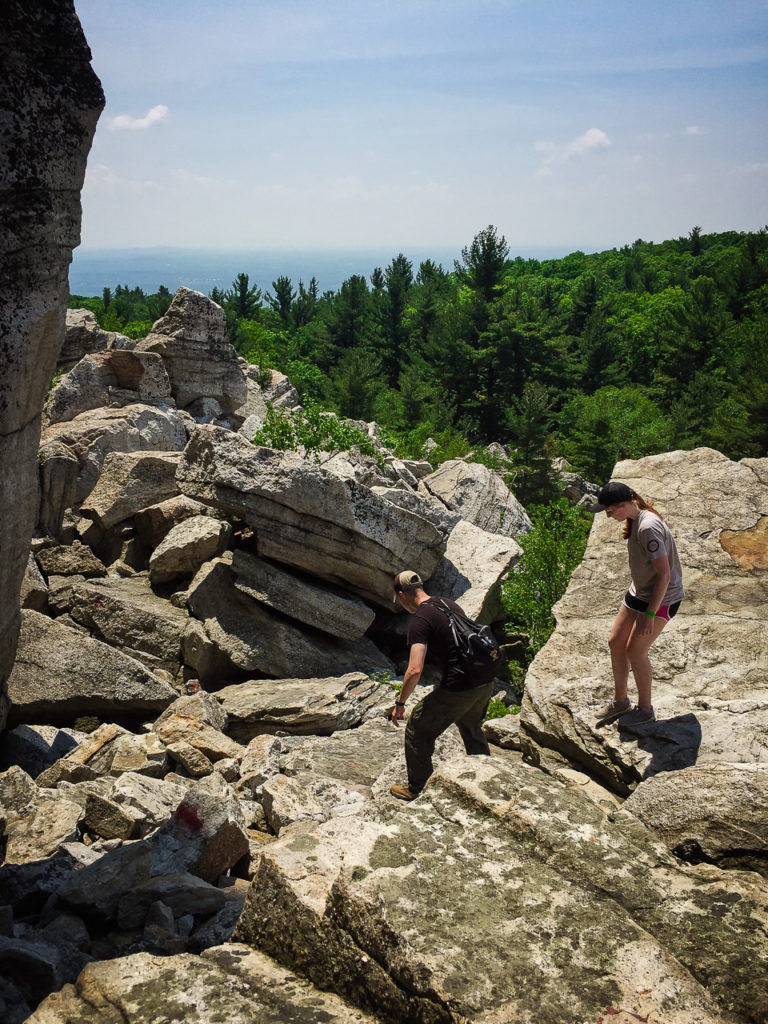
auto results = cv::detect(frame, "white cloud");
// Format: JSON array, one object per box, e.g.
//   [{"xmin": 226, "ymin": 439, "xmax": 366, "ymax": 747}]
[
  {"xmin": 108, "ymin": 105, "xmax": 169, "ymax": 131},
  {"xmin": 566, "ymin": 128, "xmax": 611, "ymax": 157},
  {"xmin": 685, "ymin": 125, "xmax": 707, "ymax": 136},
  {"xmin": 534, "ymin": 128, "xmax": 611, "ymax": 176}
]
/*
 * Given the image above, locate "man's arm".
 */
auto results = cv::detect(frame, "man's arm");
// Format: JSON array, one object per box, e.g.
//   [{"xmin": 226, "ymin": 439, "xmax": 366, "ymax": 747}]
[{"xmin": 391, "ymin": 642, "xmax": 427, "ymax": 725}]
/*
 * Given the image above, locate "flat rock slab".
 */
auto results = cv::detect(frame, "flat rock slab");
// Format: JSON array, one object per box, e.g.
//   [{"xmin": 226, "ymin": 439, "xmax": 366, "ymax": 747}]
[
  {"xmin": 7, "ymin": 611, "xmax": 178, "ymax": 727},
  {"xmin": 186, "ymin": 559, "xmax": 392, "ymax": 681},
  {"xmin": 277, "ymin": 719, "xmax": 405, "ymax": 787},
  {"xmin": 232, "ymin": 549, "xmax": 376, "ymax": 641},
  {"xmin": 176, "ymin": 424, "xmax": 446, "ymax": 609},
  {"xmin": 28, "ymin": 944, "xmax": 378, "ymax": 1023},
  {"xmin": 521, "ymin": 448, "xmax": 768, "ymax": 794},
  {"xmin": 36, "ymin": 541, "xmax": 106, "ymax": 578},
  {"xmin": 216, "ymin": 672, "xmax": 392, "ymax": 742},
  {"xmin": 235, "ymin": 755, "xmax": 768, "ymax": 1024}
]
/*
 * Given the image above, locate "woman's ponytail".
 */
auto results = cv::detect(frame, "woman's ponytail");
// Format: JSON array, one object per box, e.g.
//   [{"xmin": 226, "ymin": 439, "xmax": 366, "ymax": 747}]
[{"xmin": 623, "ymin": 491, "xmax": 664, "ymax": 539}]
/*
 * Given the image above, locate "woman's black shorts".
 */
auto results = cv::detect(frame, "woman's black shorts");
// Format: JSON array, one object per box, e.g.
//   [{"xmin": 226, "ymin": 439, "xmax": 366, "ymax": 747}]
[{"xmin": 623, "ymin": 591, "xmax": 681, "ymax": 621}]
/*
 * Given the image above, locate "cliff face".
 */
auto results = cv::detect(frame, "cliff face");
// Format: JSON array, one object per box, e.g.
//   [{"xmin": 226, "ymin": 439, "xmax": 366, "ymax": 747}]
[{"xmin": 0, "ymin": 1, "xmax": 104, "ymax": 720}]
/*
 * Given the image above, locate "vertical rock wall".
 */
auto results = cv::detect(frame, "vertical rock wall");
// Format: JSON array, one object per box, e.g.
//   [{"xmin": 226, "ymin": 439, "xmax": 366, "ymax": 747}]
[{"xmin": 0, "ymin": 3, "xmax": 104, "ymax": 724}]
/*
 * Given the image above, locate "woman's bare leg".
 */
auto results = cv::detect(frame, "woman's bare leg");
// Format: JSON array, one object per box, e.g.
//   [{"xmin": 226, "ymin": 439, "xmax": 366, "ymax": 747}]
[
  {"xmin": 607, "ymin": 605, "xmax": 637, "ymax": 700},
  {"xmin": 627, "ymin": 616, "xmax": 667, "ymax": 708}
]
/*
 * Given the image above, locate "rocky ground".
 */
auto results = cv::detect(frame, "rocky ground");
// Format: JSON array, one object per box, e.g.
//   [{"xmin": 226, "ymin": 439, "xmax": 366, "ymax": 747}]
[{"xmin": 1, "ymin": 289, "xmax": 765, "ymax": 1023}]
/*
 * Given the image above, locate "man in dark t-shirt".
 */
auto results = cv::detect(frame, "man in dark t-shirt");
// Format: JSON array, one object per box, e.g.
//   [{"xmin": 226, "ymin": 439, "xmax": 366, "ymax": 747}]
[{"xmin": 389, "ymin": 570, "xmax": 493, "ymax": 801}]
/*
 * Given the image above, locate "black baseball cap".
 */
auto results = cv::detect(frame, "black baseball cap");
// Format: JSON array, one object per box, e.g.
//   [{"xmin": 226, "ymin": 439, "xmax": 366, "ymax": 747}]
[{"xmin": 592, "ymin": 481, "xmax": 634, "ymax": 512}]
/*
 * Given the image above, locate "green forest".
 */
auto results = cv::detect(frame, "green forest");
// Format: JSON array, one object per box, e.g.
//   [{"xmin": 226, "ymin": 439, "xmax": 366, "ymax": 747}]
[{"xmin": 70, "ymin": 225, "xmax": 768, "ymax": 503}]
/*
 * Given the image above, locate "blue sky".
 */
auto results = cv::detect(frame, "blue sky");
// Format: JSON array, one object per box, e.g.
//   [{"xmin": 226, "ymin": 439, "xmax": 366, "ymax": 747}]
[{"xmin": 75, "ymin": 0, "xmax": 768, "ymax": 256}]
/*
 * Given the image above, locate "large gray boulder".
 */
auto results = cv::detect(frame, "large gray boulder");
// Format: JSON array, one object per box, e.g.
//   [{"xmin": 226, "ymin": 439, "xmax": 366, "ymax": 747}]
[
  {"xmin": 520, "ymin": 448, "xmax": 768, "ymax": 799},
  {"xmin": 4, "ymin": 795, "xmax": 84, "ymax": 865},
  {"xmin": 136, "ymin": 288, "xmax": 247, "ymax": 415},
  {"xmin": 423, "ymin": 458, "xmax": 532, "ymax": 538},
  {"xmin": 232, "ymin": 549, "xmax": 375, "ymax": 640},
  {"xmin": 0, "ymin": 2, "xmax": 103, "ymax": 727},
  {"xmin": 215, "ymin": 672, "xmax": 392, "ymax": 742},
  {"xmin": 57, "ymin": 308, "xmax": 129, "ymax": 372},
  {"xmin": 7, "ymin": 610, "xmax": 178, "ymax": 726},
  {"xmin": 0, "ymin": 724, "xmax": 83, "ymax": 777},
  {"xmin": 427, "ymin": 518, "xmax": 522, "ymax": 622},
  {"xmin": 44, "ymin": 349, "xmax": 172, "ymax": 425},
  {"xmin": 69, "ymin": 576, "xmax": 190, "ymax": 676},
  {"xmin": 186, "ymin": 559, "xmax": 393, "ymax": 682},
  {"xmin": 176, "ymin": 425, "xmax": 446, "ymax": 609},
  {"xmin": 232, "ymin": 366, "xmax": 269, "ymax": 424},
  {"xmin": 80, "ymin": 450, "xmax": 183, "ymax": 529},
  {"xmin": 135, "ymin": 494, "xmax": 217, "ymax": 548},
  {"xmin": 623, "ymin": 762, "xmax": 768, "ymax": 874},
  {"xmin": 149, "ymin": 515, "xmax": 232, "ymax": 584},
  {"xmin": 40, "ymin": 404, "xmax": 188, "ymax": 513},
  {"xmin": 260, "ymin": 773, "xmax": 369, "ymax": 835},
  {"xmin": 235, "ymin": 754, "xmax": 768, "ymax": 1024},
  {"xmin": 258, "ymin": 367, "xmax": 300, "ymax": 409}
]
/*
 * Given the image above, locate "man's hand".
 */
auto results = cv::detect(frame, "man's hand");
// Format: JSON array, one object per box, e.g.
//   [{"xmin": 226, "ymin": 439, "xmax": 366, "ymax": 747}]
[{"xmin": 391, "ymin": 703, "xmax": 405, "ymax": 726}]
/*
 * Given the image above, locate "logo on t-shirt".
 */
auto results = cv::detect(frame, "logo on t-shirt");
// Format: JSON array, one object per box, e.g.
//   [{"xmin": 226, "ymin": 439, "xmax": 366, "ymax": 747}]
[{"xmin": 647, "ymin": 539, "xmax": 660, "ymax": 553}]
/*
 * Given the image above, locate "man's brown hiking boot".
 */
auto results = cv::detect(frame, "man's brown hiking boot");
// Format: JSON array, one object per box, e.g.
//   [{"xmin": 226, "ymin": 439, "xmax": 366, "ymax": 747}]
[{"xmin": 390, "ymin": 784, "xmax": 419, "ymax": 801}]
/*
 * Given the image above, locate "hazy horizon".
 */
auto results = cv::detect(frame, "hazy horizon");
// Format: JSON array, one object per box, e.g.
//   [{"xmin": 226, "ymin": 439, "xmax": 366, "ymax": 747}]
[{"xmin": 69, "ymin": 241, "xmax": 573, "ymax": 296}]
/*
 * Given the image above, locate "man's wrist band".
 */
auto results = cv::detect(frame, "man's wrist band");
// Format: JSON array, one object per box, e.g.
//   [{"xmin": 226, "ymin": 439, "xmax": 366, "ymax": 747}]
[
  {"xmin": 396, "ymin": 700, "xmax": 405, "ymax": 707},
  {"xmin": 645, "ymin": 610, "xmax": 656, "ymax": 618}
]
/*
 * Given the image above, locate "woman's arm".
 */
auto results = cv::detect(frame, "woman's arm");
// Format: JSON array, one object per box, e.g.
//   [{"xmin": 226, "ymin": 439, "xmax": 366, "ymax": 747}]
[{"xmin": 636, "ymin": 555, "xmax": 670, "ymax": 635}]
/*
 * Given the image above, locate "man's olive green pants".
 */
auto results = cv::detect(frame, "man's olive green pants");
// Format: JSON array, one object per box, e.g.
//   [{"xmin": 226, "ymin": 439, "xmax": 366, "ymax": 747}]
[{"xmin": 405, "ymin": 681, "xmax": 494, "ymax": 793}]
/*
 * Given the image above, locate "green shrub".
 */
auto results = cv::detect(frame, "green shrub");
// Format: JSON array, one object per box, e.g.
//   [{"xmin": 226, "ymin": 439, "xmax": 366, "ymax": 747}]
[
  {"xmin": 484, "ymin": 698, "xmax": 520, "ymax": 721},
  {"xmin": 121, "ymin": 319, "xmax": 152, "ymax": 339},
  {"xmin": 501, "ymin": 499, "xmax": 590, "ymax": 655}
]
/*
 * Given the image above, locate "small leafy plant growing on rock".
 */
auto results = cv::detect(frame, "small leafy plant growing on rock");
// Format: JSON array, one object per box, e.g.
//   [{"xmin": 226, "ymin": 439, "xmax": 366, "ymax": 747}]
[{"xmin": 253, "ymin": 402, "xmax": 385, "ymax": 467}]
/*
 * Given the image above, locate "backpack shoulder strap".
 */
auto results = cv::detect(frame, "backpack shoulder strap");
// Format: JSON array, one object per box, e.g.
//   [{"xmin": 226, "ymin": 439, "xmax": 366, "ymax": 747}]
[{"xmin": 433, "ymin": 598, "xmax": 461, "ymax": 646}]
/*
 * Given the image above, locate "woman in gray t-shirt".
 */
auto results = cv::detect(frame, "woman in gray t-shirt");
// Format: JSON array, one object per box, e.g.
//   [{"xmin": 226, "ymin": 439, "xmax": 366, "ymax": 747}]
[{"xmin": 593, "ymin": 480, "xmax": 684, "ymax": 728}]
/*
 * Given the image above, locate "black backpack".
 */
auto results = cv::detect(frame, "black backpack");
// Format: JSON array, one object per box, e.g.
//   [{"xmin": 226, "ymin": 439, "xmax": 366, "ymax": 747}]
[{"xmin": 435, "ymin": 599, "xmax": 502, "ymax": 686}]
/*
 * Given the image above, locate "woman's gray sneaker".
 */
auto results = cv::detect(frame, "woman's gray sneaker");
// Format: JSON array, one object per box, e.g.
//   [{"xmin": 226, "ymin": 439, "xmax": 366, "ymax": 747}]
[
  {"xmin": 618, "ymin": 705, "xmax": 655, "ymax": 727},
  {"xmin": 595, "ymin": 697, "xmax": 631, "ymax": 722}
]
